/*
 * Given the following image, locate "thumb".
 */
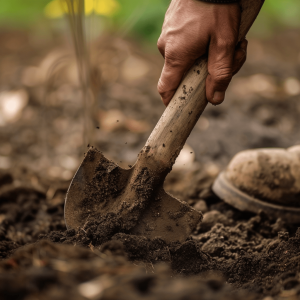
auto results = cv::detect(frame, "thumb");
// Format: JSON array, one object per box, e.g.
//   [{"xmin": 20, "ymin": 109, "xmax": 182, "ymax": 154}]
[
  {"xmin": 158, "ymin": 55, "xmax": 192, "ymax": 106},
  {"xmin": 206, "ymin": 38, "xmax": 236, "ymax": 105}
]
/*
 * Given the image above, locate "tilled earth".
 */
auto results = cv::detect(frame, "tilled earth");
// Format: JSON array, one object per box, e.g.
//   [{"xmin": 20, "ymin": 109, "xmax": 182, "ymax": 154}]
[{"xmin": 1, "ymin": 166, "xmax": 300, "ymax": 300}]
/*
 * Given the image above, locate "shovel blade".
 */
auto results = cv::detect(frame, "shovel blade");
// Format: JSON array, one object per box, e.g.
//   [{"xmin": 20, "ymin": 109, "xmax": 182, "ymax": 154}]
[{"xmin": 65, "ymin": 148, "xmax": 202, "ymax": 243}]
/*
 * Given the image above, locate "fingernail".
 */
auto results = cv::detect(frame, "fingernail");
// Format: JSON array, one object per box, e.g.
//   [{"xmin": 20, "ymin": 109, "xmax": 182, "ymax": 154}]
[{"xmin": 213, "ymin": 91, "xmax": 225, "ymax": 103}]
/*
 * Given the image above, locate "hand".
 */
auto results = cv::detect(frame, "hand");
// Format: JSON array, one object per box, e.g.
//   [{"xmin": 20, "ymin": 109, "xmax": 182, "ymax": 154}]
[{"xmin": 157, "ymin": 0, "xmax": 247, "ymax": 106}]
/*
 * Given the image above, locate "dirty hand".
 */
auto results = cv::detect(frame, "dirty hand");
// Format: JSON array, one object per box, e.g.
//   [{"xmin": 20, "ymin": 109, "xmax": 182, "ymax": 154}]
[{"xmin": 158, "ymin": 0, "xmax": 247, "ymax": 106}]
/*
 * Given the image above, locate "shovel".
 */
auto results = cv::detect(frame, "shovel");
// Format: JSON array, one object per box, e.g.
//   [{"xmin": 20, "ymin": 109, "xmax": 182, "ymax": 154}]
[{"xmin": 65, "ymin": 0, "xmax": 264, "ymax": 243}]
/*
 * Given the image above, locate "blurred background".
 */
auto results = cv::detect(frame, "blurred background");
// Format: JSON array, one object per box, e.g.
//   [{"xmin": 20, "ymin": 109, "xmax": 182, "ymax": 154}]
[{"xmin": 0, "ymin": 0, "xmax": 300, "ymax": 183}]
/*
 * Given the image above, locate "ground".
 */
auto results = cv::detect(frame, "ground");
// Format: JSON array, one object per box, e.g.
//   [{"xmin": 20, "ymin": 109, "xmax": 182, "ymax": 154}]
[{"xmin": 0, "ymin": 28, "xmax": 300, "ymax": 300}]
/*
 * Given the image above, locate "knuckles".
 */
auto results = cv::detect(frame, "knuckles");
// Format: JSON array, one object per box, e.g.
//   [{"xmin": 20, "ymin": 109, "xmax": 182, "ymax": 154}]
[
  {"xmin": 165, "ymin": 54, "xmax": 185, "ymax": 69},
  {"xmin": 215, "ymin": 37, "xmax": 237, "ymax": 52},
  {"xmin": 157, "ymin": 36, "xmax": 165, "ymax": 55},
  {"xmin": 211, "ymin": 69, "xmax": 233, "ymax": 86}
]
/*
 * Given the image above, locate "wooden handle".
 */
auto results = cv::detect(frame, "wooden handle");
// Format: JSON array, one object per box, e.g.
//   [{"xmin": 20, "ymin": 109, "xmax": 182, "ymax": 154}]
[{"xmin": 144, "ymin": 0, "xmax": 265, "ymax": 171}]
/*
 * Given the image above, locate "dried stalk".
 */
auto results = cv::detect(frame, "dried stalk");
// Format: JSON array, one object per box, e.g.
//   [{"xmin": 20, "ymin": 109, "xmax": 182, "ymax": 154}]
[{"xmin": 62, "ymin": 0, "xmax": 93, "ymax": 149}]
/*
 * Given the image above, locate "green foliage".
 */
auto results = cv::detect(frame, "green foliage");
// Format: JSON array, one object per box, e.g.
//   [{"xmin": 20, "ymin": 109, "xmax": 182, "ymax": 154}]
[
  {"xmin": 0, "ymin": 0, "xmax": 50, "ymax": 24},
  {"xmin": 251, "ymin": 0, "xmax": 300, "ymax": 37},
  {"xmin": 111, "ymin": 0, "xmax": 169, "ymax": 43},
  {"xmin": 263, "ymin": 0, "xmax": 300, "ymax": 27}
]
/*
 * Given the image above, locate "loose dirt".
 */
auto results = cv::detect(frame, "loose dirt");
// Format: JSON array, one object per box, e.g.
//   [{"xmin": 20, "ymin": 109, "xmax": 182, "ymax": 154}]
[{"xmin": 1, "ymin": 166, "xmax": 300, "ymax": 300}]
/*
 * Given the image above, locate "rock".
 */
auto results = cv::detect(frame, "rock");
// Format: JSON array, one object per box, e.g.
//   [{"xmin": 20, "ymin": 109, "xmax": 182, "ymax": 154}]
[{"xmin": 194, "ymin": 200, "xmax": 208, "ymax": 213}]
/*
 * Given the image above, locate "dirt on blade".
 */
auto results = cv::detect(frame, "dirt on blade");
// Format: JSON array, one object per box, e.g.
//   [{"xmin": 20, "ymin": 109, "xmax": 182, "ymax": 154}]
[{"xmin": 65, "ymin": 147, "xmax": 202, "ymax": 242}]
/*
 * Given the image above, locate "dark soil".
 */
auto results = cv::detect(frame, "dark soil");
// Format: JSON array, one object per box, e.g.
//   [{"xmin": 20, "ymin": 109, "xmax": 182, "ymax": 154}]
[{"xmin": 1, "ymin": 164, "xmax": 300, "ymax": 300}]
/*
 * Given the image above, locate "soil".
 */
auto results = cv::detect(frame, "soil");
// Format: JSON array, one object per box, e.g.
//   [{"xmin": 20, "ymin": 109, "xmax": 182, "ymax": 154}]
[
  {"xmin": 1, "ymin": 28, "xmax": 300, "ymax": 300},
  {"xmin": 1, "ymin": 164, "xmax": 300, "ymax": 300}
]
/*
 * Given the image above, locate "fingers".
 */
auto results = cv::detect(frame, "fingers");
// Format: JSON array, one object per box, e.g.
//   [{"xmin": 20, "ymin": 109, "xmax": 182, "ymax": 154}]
[
  {"xmin": 158, "ymin": 57, "xmax": 190, "ymax": 106},
  {"xmin": 157, "ymin": 45, "xmax": 194, "ymax": 106},
  {"xmin": 206, "ymin": 35, "xmax": 237, "ymax": 105},
  {"xmin": 206, "ymin": 38, "xmax": 248, "ymax": 105},
  {"xmin": 232, "ymin": 38, "xmax": 248, "ymax": 75},
  {"xmin": 158, "ymin": 38, "xmax": 247, "ymax": 107}
]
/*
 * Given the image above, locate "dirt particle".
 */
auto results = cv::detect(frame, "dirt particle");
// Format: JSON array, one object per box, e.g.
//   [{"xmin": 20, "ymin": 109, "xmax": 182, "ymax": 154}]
[
  {"xmin": 278, "ymin": 231, "xmax": 289, "ymax": 241},
  {"xmin": 144, "ymin": 146, "xmax": 151, "ymax": 153}
]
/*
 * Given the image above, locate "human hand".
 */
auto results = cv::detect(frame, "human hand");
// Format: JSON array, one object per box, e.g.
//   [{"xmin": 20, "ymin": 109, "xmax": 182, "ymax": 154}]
[{"xmin": 157, "ymin": 0, "xmax": 247, "ymax": 106}]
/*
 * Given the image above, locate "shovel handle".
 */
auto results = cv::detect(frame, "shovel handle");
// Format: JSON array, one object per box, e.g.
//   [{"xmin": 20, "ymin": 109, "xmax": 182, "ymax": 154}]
[{"xmin": 144, "ymin": 0, "xmax": 265, "ymax": 171}]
